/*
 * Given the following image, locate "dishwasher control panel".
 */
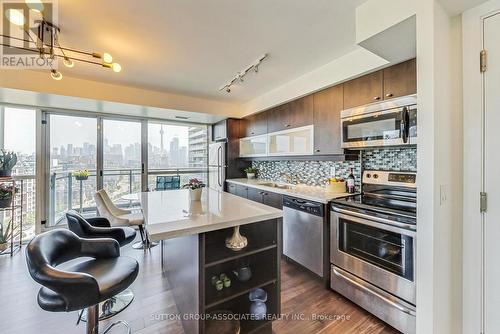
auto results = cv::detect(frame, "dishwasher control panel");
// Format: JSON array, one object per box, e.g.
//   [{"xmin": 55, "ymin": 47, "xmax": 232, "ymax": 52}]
[{"xmin": 283, "ymin": 196, "xmax": 324, "ymax": 217}]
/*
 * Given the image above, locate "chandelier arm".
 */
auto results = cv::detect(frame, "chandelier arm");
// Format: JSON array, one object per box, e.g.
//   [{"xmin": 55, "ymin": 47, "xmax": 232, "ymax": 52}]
[
  {"xmin": 0, "ymin": 43, "xmax": 104, "ymax": 66},
  {"xmin": 0, "ymin": 34, "xmax": 98, "ymax": 58}
]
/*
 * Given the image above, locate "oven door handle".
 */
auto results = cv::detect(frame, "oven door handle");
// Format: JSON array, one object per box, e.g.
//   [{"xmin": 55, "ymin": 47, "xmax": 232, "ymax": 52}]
[
  {"xmin": 332, "ymin": 207, "xmax": 416, "ymax": 235},
  {"xmin": 332, "ymin": 267, "xmax": 416, "ymax": 316}
]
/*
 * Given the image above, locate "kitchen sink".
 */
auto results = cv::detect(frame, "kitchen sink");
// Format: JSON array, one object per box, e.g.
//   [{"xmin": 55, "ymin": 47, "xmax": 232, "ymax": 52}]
[{"xmin": 257, "ymin": 182, "xmax": 294, "ymax": 190}]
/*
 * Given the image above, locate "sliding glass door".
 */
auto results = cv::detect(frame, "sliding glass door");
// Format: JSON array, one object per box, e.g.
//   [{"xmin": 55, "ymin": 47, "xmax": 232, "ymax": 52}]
[
  {"xmin": 46, "ymin": 114, "xmax": 98, "ymax": 227},
  {"xmin": 42, "ymin": 111, "xmax": 208, "ymax": 228}
]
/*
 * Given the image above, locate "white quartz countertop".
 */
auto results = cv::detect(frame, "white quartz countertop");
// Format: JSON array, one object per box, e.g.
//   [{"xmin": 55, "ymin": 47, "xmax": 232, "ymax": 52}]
[
  {"xmin": 140, "ymin": 188, "xmax": 282, "ymax": 241},
  {"xmin": 226, "ymin": 178, "xmax": 351, "ymax": 204}
]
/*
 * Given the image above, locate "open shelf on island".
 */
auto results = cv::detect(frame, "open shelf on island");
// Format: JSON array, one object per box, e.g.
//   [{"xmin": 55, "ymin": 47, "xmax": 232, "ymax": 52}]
[
  {"xmin": 205, "ymin": 281, "xmax": 279, "ymax": 334},
  {"xmin": 205, "ymin": 248, "xmax": 278, "ymax": 307},
  {"xmin": 204, "ymin": 219, "xmax": 278, "ymax": 266}
]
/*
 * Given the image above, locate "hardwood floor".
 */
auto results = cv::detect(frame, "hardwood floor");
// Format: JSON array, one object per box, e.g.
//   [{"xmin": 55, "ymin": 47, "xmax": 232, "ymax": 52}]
[{"xmin": 0, "ymin": 237, "xmax": 399, "ymax": 334}]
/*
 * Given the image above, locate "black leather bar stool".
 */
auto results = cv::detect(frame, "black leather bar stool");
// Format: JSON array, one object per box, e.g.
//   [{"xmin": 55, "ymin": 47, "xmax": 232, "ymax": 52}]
[
  {"xmin": 26, "ymin": 229, "xmax": 139, "ymax": 334},
  {"xmin": 66, "ymin": 210, "xmax": 137, "ymax": 322}
]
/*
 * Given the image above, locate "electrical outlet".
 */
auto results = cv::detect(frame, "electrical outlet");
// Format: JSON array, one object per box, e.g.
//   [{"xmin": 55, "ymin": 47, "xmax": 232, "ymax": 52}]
[{"xmin": 330, "ymin": 167, "xmax": 336, "ymax": 177}]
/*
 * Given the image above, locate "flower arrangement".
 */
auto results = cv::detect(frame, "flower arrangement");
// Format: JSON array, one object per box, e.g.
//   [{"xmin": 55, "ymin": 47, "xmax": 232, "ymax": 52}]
[
  {"xmin": 74, "ymin": 169, "xmax": 90, "ymax": 180},
  {"xmin": 182, "ymin": 178, "xmax": 206, "ymax": 190},
  {"xmin": 182, "ymin": 178, "xmax": 206, "ymax": 201},
  {"xmin": 0, "ymin": 150, "xmax": 18, "ymax": 177}
]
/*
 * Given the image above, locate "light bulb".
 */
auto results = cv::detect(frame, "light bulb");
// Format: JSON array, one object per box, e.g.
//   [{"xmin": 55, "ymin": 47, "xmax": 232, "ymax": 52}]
[
  {"xmin": 5, "ymin": 9, "xmax": 25, "ymax": 26},
  {"xmin": 103, "ymin": 53, "xmax": 113, "ymax": 64},
  {"xmin": 63, "ymin": 57, "xmax": 74, "ymax": 68},
  {"xmin": 25, "ymin": 0, "xmax": 44, "ymax": 13},
  {"xmin": 111, "ymin": 63, "xmax": 121, "ymax": 73},
  {"xmin": 50, "ymin": 69, "xmax": 63, "ymax": 80}
]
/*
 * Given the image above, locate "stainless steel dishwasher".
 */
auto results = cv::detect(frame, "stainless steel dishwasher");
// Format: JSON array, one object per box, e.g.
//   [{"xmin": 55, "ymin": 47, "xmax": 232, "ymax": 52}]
[{"xmin": 282, "ymin": 196, "xmax": 324, "ymax": 277}]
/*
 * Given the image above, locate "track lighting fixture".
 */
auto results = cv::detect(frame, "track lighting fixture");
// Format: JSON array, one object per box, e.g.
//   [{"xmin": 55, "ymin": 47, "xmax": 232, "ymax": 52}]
[
  {"xmin": 219, "ymin": 54, "xmax": 268, "ymax": 93},
  {"xmin": 1, "ymin": 5, "xmax": 122, "ymax": 80}
]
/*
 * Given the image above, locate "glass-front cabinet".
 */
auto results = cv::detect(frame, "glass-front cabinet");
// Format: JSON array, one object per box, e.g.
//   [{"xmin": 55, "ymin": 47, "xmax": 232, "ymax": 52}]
[
  {"xmin": 239, "ymin": 135, "xmax": 268, "ymax": 157},
  {"xmin": 268, "ymin": 125, "xmax": 313, "ymax": 156}
]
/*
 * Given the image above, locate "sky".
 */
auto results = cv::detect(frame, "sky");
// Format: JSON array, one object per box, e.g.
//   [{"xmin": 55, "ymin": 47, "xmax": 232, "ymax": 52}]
[{"xmin": 1, "ymin": 107, "xmax": 201, "ymax": 154}]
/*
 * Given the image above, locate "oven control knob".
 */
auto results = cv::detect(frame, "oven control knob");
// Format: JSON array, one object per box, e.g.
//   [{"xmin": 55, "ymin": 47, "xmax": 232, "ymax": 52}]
[
  {"xmin": 373, "ymin": 174, "xmax": 379, "ymax": 179},
  {"xmin": 366, "ymin": 173, "xmax": 371, "ymax": 178}
]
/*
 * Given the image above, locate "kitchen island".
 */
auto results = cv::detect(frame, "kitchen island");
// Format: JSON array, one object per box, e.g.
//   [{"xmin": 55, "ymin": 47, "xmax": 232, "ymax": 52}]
[{"xmin": 140, "ymin": 188, "xmax": 283, "ymax": 334}]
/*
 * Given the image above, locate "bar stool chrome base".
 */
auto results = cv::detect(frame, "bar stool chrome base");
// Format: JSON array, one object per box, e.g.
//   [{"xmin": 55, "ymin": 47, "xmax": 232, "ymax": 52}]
[
  {"xmin": 79, "ymin": 289, "xmax": 134, "ymax": 322},
  {"xmin": 86, "ymin": 303, "xmax": 131, "ymax": 334},
  {"xmin": 132, "ymin": 240, "xmax": 158, "ymax": 249}
]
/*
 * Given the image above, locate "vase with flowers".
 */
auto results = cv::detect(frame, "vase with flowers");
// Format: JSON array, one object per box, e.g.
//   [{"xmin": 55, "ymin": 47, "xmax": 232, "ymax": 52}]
[{"xmin": 182, "ymin": 178, "xmax": 206, "ymax": 201}]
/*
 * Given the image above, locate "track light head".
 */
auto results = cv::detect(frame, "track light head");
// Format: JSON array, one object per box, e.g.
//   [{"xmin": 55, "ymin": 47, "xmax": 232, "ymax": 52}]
[
  {"xmin": 226, "ymin": 87, "xmax": 231, "ymax": 93},
  {"xmin": 254, "ymin": 65, "xmax": 259, "ymax": 73}
]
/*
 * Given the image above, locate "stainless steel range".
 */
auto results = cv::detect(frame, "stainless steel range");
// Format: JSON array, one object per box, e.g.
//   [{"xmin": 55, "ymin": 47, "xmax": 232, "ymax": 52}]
[{"xmin": 330, "ymin": 170, "xmax": 416, "ymax": 334}]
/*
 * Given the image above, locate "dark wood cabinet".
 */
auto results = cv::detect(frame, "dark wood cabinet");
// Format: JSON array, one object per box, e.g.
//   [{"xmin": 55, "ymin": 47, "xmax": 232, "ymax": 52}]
[
  {"xmin": 227, "ymin": 183, "xmax": 237, "ymax": 195},
  {"xmin": 263, "ymin": 191, "xmax": 283, "ymax": 209},
  {"xmin": 242, "ymin": 112, "xmax": 268, "ymax": 137},
  {"xmin": 343, "ymin": 70, "xmax": 384, "ymax": 109},
  {"xmin": 245, "ymin": 187, "xmax": 283, "ymax": 209},
  {"xmin": 267, "ymin": 103, "xmax": 290, "ymax": 133},
  {"xmin": 212, "ymin": 120, "xmax": 227, "ymax": 141},
  {"xmin": 227, "ymin": 183, "xmax": 249, "ymax": 199},
  {"xmin": 289, "ymin": 95, "xmax": 313, "ymax": 129},
  {"xmin": 267, "ymin": 96, "xmax": 313, "ymax": 133},
  {"xmin": 247, "ymin": 187, "xmax": 264, "ymax": 202},
  {"xmin": 383, "ymin": 58, "xmax": 417, "ymax": 100},
  {"xmin": 236, "ymin": 185, "xmax": 248, "ymax": 198},
  {"xmin": 313, "ymin": 84, "xmax": 344, "ymax": 155}
]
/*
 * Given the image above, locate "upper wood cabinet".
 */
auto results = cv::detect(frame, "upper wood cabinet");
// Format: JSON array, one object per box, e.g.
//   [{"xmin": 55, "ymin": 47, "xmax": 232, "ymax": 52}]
[
  {"xmin": 343, "ymin": 70, "xmax": 383, "ymax": 109},
  {"xmin": 267, "ymin": 96, "xmax": 313, "ymax": 133},
  {"xmin": 289, "ymin": 95, "xmax": 313, "ymax": 128},
  {"xmin": 212, "ymin": 120, "xmax": 227, "ymax": 141},
  {"xmin": 313, "ymin": 85, "xmax": 344, "ymax": 155},
  {"xmin": 343, "ymin": 58, "xmax": 416, "ymax": 109},
  {"xmin": 267, "ymin": 103, "xmax": 290, "ymax": 133},
  {"xmin": 241, "ymin": 112, "xmax": 268, "ymax": 137},
  {"xmin": 383, "ymin": 58, "xmax": 417, "ymax": 100}
]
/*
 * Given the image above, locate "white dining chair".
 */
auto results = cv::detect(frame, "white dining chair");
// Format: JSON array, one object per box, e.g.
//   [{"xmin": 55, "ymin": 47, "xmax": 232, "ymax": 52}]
[{"xmin": 95, "ymin": 189, "xmax": 157, "ymax": 249}]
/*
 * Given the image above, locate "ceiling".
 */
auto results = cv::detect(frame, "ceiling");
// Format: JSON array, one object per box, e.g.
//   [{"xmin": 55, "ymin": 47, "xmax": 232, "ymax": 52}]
[
  {"xmin": 53, "ymin": 0, "xmax": 367, "ymax": 103},
  {"xmin": 438, "ymin": 0, "xmax": 490, "ymax": 15}
]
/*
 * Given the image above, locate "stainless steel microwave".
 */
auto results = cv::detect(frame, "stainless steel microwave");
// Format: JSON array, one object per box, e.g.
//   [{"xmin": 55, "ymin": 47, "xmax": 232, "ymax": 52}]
[{"xmin": 341, "ymin": 95, "xmax": 417, "ymax": 149}]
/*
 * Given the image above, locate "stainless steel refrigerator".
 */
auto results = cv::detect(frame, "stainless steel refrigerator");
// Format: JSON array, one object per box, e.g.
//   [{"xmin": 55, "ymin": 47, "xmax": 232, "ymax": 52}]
[{"xmin": 208, "ymin": 142, "xmax": 226, "ymax": 192}]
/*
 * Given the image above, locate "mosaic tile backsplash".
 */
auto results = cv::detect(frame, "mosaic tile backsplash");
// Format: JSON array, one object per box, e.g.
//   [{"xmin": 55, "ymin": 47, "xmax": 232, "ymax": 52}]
[
  {"xmin": 252, "ymin": 160, "xmax": 362, "ymax": 189},
  {"xmin": 251, "ymin": 147, "xmax": 417, "ymax": 189},
  {"xmin": 362, "ymin": 147, "xmax": 417, "ymax": 172}
]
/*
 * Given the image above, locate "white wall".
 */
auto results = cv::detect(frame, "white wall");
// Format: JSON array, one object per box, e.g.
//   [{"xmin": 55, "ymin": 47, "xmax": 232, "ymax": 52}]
[{"xmin": 416, "ymin": 1, "xmax": 463, "ymax": 333}]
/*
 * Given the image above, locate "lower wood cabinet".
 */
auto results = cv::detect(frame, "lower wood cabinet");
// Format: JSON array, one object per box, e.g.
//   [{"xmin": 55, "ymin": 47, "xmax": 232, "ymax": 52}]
[
  {"xmin": 227, "ymin": 183, "xmax": 283, "ymax": 210},
  {"xmin": 247, "ymin": 187, "xmax": 283, "ymax": 209},
  {"xmin": 227, "ymin": 183, "xmax": 237, "ymax": 195}
]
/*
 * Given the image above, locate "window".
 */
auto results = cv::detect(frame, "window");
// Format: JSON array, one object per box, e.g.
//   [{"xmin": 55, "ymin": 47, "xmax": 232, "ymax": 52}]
[
  {"xmin": 147, "ymin": 122, "xmax": 207, "ymax": 190},
  {"xmin": 1, "ymin": 106, "xmax": 37, "ymax": 239}
]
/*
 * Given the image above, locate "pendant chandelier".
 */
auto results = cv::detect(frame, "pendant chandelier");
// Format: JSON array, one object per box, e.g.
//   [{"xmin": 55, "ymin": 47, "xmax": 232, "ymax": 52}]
[{"xmin": 2, "ymin": 1, "xmax": 121, "ymax": 80}]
